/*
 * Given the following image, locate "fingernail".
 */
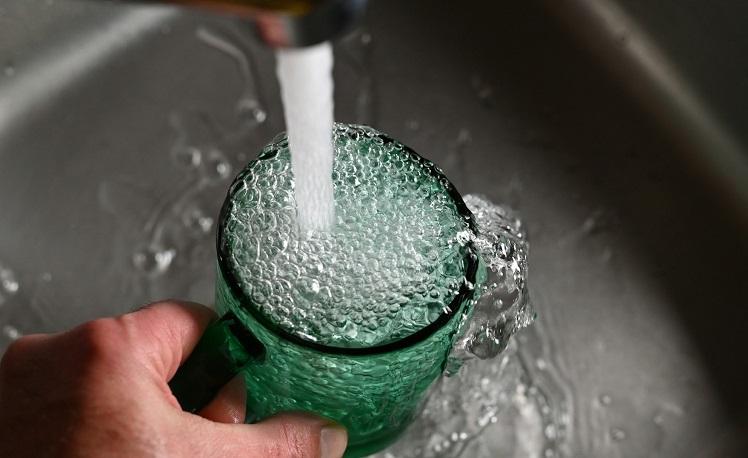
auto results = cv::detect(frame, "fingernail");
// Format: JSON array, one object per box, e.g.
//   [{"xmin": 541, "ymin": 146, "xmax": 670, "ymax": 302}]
[{"xmin": 320, "ymin": 424, "xmax": 348, "ymax": 458}]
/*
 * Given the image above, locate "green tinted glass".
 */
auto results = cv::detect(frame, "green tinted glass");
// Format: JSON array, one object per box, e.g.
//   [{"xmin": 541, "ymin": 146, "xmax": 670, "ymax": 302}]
[{"xmin": 173, "ymin": 124, "xmax": 482, "ymax": 457}]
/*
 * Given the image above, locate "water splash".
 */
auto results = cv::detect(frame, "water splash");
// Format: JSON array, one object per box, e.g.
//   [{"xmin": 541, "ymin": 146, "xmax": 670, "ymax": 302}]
[
  {"xmin": 100, "ymin": 47, "xmax": 271, "ymax": 302},
  {"xmin": 369, "ymin": 193, "xmax": 578, "ymax": 457},
  {"xmin": 449, "ymin": 194, "xmax": 534, "ymax": 367},
  {"xmin": 99, "ymin": 177, "xmax": 209, "ymax": 301},
  {"xmin": 376, "ymin": 325, "xmax": 571, "ymax": 457},
  {"xmin": 196, "ymin": 27, "xmax": 267, "ymax": 128}
]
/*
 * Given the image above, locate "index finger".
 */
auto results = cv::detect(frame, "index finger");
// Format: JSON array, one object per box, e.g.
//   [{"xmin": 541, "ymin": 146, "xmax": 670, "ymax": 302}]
[{"xmin": 122, "ymin": 300, "xmax": 216, "ymax": 381}]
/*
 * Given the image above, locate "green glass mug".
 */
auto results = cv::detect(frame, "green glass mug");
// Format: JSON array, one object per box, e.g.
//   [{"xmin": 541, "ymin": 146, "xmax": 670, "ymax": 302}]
[{"xmin": 170, "ymin": 124, "xmax": 482, "ymax": 457}]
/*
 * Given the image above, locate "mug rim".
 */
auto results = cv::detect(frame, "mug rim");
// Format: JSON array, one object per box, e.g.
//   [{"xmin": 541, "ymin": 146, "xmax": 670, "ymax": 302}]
[{"xmin": 216, "ymin": 124, "xmax": 478, "ymax": 356}]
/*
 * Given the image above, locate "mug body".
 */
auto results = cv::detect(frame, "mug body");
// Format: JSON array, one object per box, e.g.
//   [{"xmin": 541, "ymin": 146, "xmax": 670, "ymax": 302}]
[
  {"xmin": 216, "ymin": 266, "xmax": 476, "ymax": 456},
  {"xmin": 216, "ymin": 124, "xmax": 480, "ymax": 456}
]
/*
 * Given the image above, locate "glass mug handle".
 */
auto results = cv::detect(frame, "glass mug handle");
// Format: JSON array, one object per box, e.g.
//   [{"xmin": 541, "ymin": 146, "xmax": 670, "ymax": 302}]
[{"xmin": 168, "ymin": 311, "xmax": 266, "ymax": 413}]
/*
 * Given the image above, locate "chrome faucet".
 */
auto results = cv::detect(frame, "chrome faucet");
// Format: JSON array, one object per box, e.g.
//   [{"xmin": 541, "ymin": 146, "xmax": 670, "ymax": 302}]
[{"xmin": 138, "ymin": 0, "xmax": 367, "ymax": 47}]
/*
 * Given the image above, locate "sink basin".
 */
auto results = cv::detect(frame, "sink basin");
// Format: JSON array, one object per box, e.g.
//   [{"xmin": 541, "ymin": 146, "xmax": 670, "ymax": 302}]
[{"xmin": 1, "ymin": 0, "xmax": 746, "ymax": 456}]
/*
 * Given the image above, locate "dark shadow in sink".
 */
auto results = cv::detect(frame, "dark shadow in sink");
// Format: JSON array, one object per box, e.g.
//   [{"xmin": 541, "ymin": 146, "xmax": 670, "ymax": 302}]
[{"xmin": 366, "ymin": 0, "xmax": 748, "ymax": 435}]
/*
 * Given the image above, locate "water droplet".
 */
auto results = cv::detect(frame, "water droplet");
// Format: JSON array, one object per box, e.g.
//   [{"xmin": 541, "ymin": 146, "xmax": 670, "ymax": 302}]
[
  {"xmin": 4, "ymin": 63, "xmax": 15, "ymax": 77},
  {"xmin": 237, "ymin": 98, "xmax": 267, "ymax": 126},
  {"xmin": 653, "ymin": 414, "xmax": 664, "ymax": 425},
  {"xmin": 182, "ymin": 206, "xmax": 214, "ymax": 236},
  {"xmin": 132, "ymin": 246, "xmax": 176, "ymax": 275},
  {"xmin": 456, "ymin": 128, "xmax": 472, "ymax": 146},
  {"xmin": 172, "ymin": 146, "xmax": 202, "ymax": 169},
  {"xmin": 599, "ymin": 394, "xmax": 612, "ymax": 406},
  {"xmin": 601, "ymin": 246, "xmax": 613, "ymax": 263},
  {"xmin": 471, "ymin": 74, "xmax": 495, "ymax": 107},
  {"xmin": 580, "ymin": 208, "xmax": 613, "ymax": 236},
  {"xmin": 2, "ymin": 325, "xmax": 21, "ymax": 341},
  {"xmin": 443, "ymin": 356, "xmax": 464, "ymax": 377},
  {"xmin": 406, "ymin": 119, "xmax": 420, "ymax": 131},
  {"xmin": 610, "ymin": 427, "xmax": 627, "ymax": 441},
  {"xmin": 203, "ymin": 149, "xmax": 232, "ymax": 182},
  {"xmin": 360, "ymin": 32, "xmax": 372, "ymax": 45},
  {"xmin": 0, "ymin": 265, "xmax": 19, "ymax": 295}
]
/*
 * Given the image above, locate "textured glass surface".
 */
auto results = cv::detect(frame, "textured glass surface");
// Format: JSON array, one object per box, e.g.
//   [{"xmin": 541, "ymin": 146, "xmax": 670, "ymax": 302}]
[
  {"xmin": 222, "ymin": 124, "xmax": 471, "ymax": 348},
  {"xmin": 215, "ymin": 124, "xmax": 479, "ymax": 456},
  {"xmin": 216, "ymin": 270, "xmax": 476, "ymax": 456}
]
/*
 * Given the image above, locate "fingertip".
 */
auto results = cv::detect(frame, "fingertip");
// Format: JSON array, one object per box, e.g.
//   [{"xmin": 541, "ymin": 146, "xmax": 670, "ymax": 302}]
[{"xmin": 197, "ymin": 375, "xmax": 247, "ymax": 424}]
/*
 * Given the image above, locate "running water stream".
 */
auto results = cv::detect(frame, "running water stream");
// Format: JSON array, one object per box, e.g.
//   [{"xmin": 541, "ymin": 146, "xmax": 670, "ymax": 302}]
[{"xmin": 276, "ymin": 42, "xmax": 336, "ymax": 232}]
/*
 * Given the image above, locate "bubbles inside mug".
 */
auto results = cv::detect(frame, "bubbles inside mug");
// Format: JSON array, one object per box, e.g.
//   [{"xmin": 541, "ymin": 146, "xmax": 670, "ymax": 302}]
[{"xmin": 223, "ymin": 123, "xmax": 475, "ymax": 348}]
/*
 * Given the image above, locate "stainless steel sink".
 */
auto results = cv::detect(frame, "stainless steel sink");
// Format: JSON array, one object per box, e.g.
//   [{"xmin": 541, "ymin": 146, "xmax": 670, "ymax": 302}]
[{"xmin": 1, "ymin": 0, "xmax": 746, "ymax": 456}]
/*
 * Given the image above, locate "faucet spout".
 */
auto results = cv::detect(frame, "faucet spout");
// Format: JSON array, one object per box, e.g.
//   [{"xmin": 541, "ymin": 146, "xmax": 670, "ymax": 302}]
[{"xmin": 138, "ymin": 0, "xmax": 367, "ymax": 47}]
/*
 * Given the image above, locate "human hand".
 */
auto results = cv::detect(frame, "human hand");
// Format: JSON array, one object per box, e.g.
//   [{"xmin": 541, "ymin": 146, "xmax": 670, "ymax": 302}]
[{"xmin": 0, "ymin": 300, "xmax": 348, "ymax": 457}]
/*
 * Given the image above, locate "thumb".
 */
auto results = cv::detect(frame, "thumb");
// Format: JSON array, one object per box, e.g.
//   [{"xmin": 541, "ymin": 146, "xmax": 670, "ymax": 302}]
[
  {"xmin": 198, "ymin": 375, "xmax": 246, "ymax": 424},
  {"xmin": 187, "ymin": 412, "xmax": 348, "ymax": 458}
]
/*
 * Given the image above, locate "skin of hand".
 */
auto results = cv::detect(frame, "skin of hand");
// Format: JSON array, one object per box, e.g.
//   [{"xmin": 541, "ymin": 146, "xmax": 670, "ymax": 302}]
[{"xmin": 0, "ymin": 300, "xmax": 348, "ymax": 458}]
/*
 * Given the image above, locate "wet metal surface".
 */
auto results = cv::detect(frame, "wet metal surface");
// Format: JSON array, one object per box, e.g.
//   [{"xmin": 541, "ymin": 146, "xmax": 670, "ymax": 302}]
[{"xmin": 1, "ymin": 0, "xmax": 746, "ymax": 456}]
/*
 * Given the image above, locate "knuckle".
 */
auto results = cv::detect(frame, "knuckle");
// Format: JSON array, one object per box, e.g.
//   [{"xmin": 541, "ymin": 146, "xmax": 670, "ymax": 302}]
[
  {"xmin": 0, "ymin": 335, "xmax": 38, "ymax": 375},
  {"xmin": 71, "ymin": 318, "xmax": 126, "ymax": 367}
]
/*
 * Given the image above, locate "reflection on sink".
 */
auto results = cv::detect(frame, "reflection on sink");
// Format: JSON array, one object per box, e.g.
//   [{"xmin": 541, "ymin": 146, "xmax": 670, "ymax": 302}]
[{"xmin": 1, "ymin": 0, "xmax": 746, "ymax": 456}]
